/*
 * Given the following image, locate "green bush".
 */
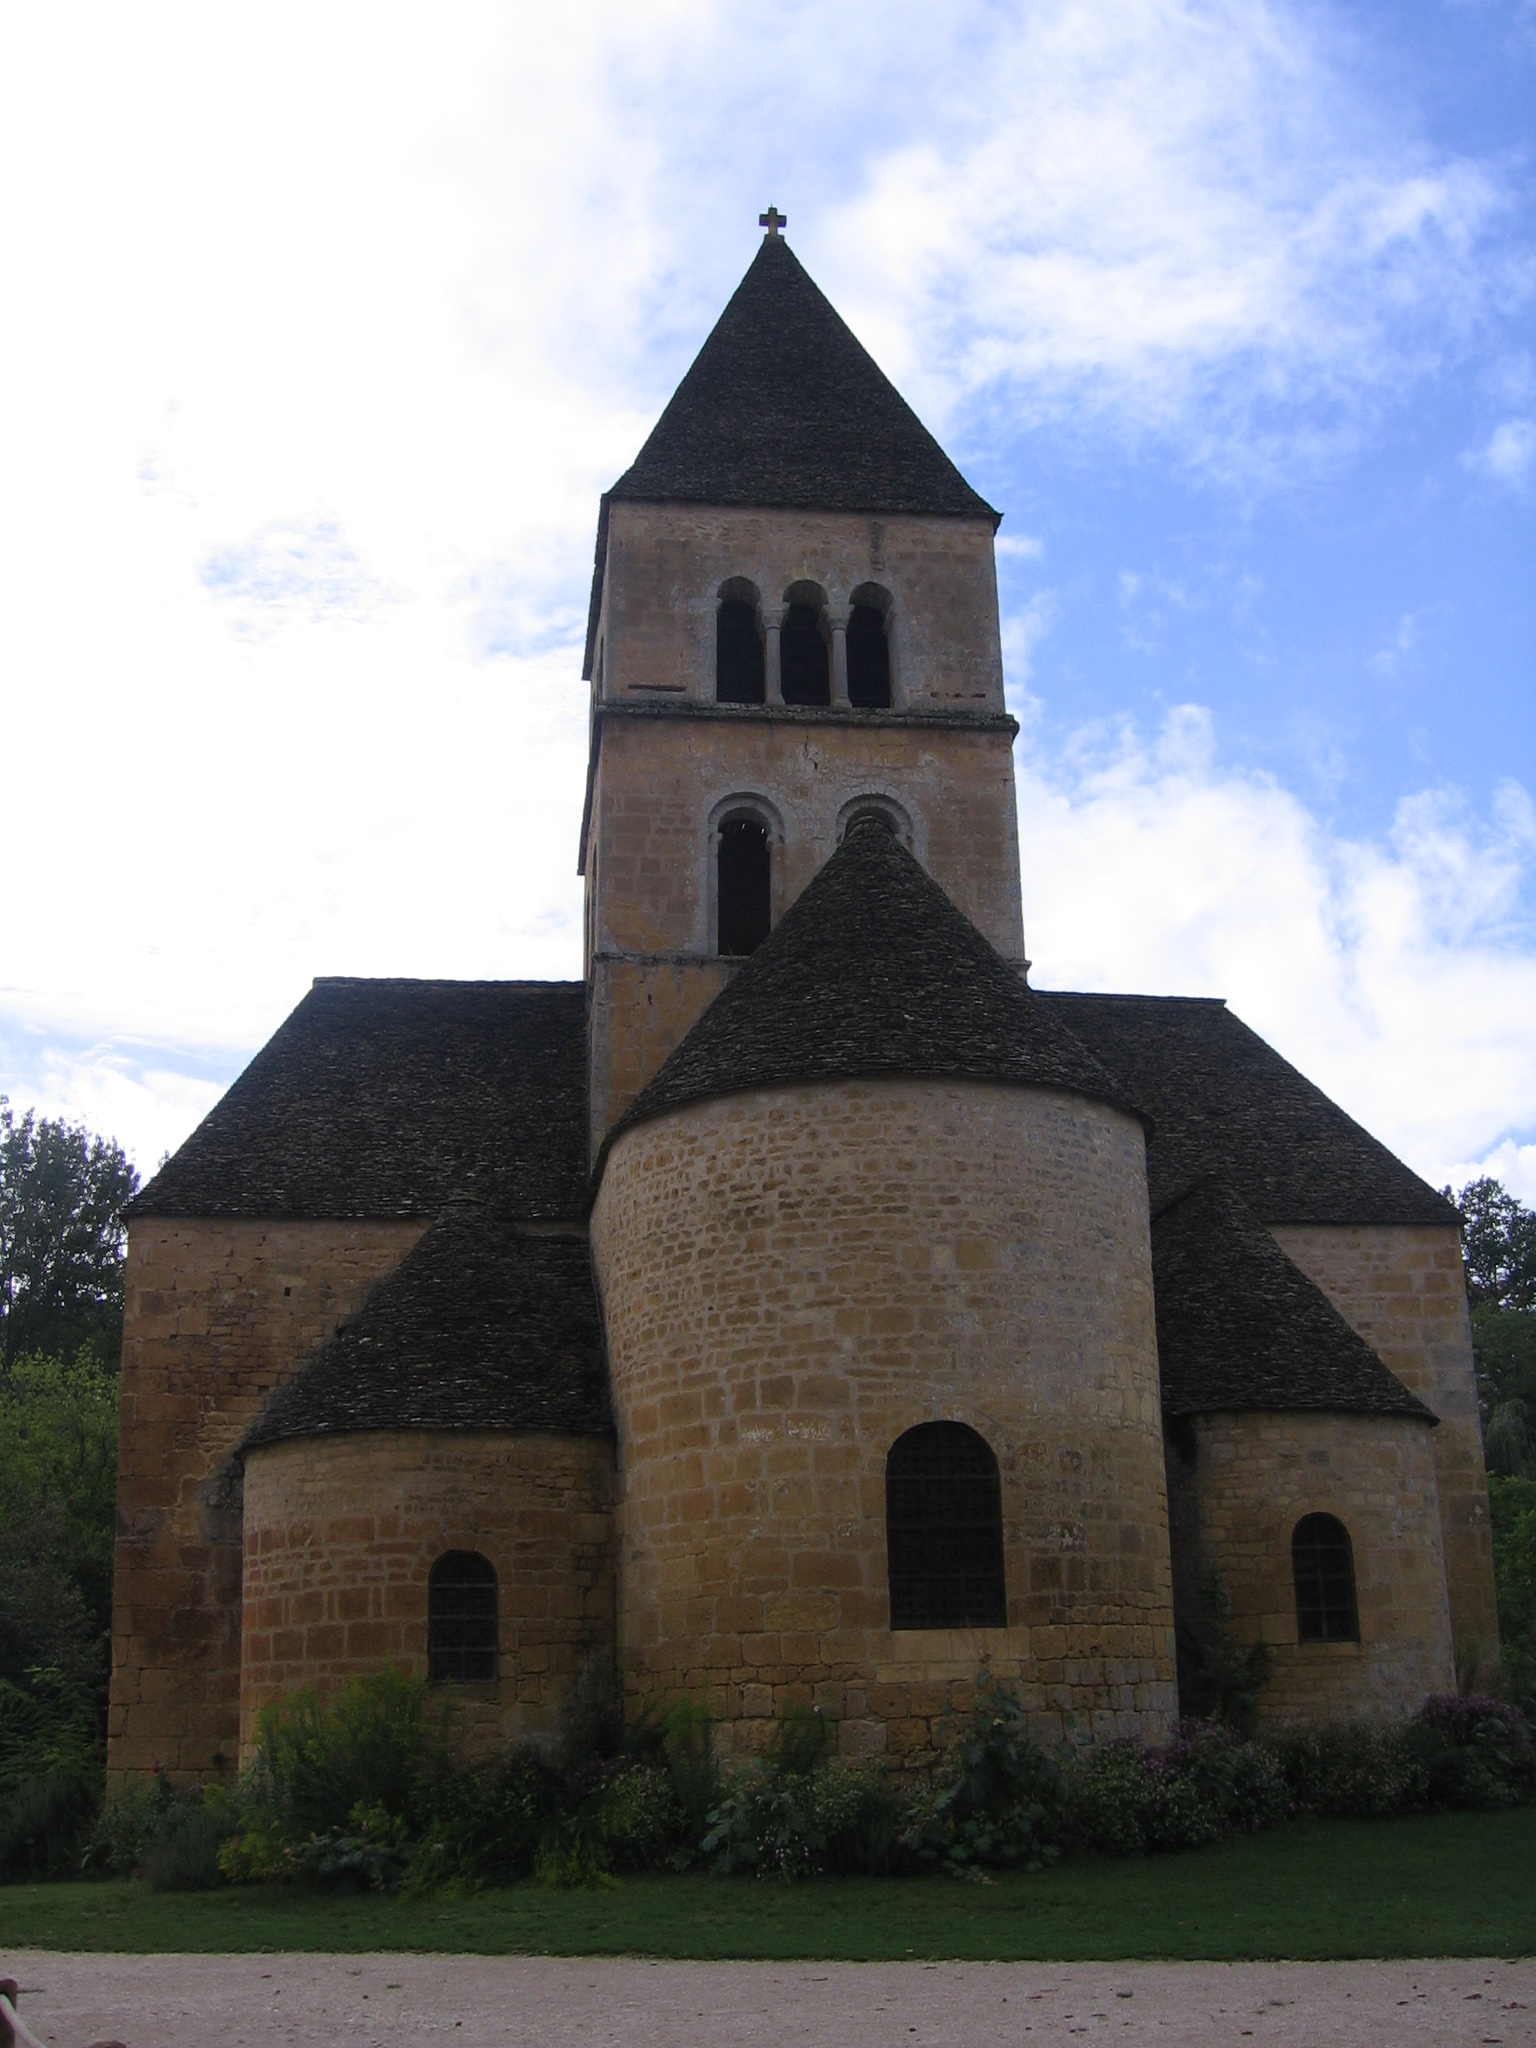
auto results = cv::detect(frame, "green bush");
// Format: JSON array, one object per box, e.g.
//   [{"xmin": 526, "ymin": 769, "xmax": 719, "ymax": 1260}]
[
  {"xmin": 1273, "ymin": 1718, "xmax": 1426, "ymax": 1818},
  {"xmin": 141, "ymin": 1799, "xmax": 234, "ymax": 1893},
  {"xmin": 913, "ymin": 1672, "xmax": 1063, "ymax": 1873},
  {"xmin": 253, "ymin": 1667, "xmax": 437, "ymax": 1841},
  {"xmin": 0, "ymin": 1667, "xmax": 103, "ymax": 1879},
  {"xmin": 704, "ymin": 1757, "xmax": 907, "ymax": 1879}
]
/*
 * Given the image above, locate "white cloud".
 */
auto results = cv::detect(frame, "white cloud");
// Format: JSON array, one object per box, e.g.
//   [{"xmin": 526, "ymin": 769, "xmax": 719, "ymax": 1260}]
[
  {"xmin": 825, "ymin": 0, "xmax": 1523, "ymax": 478},
  {"xmin": 995, "ymin": 534, "xmax": 1045, "ymax": 561},
  {"xmin": 199, "ymin": 519, "xmax": 391, "ymax": 638},
  {"xmin": 1019, "ymin": 710, "xmax": 1536, "ymax": 1200},
  {"xmin": 0, "ymin": 0, "xmax": 1529, "ymax": 1190},
  {"xmin": 1367, "ymin": 608, "xmax": 1429, "ymax": 677},
  {"xmin": 1462, "ymin": 417, "xmax": 1536, "ymax": 488}
]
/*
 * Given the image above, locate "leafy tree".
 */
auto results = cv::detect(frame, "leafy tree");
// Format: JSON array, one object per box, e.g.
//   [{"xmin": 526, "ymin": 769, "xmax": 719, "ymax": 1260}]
[
  {"xmin": 1458, "ymin": 1176, "xmax": 1536, "ymax": 1313},
  {"xmin": 0, "ymin": 1354, "xmax": 120, "ymax": 1696},
  {"xmin": 1449, "ymin": 1179, "xmax": 1536, "ymax": 1483},
  {"xmin": 0, "ymin": 1098, "xmax": 139, "ymax": 1366}
]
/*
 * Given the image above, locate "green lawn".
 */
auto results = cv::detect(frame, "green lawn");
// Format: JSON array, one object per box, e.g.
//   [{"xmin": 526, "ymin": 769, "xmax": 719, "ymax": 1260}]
[{"xmin": 2, "ymin": 1810, "xmax": 1533, "ymax": 1961}]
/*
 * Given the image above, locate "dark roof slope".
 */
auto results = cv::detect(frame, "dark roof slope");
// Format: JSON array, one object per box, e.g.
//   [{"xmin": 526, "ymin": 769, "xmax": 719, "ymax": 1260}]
[
  {"xmin": 133, "ymin": 979, "xmax": 588, "ymax": 1221},
  {"xmin": 584, "ymin": 237, "xmax": 996, "ymax": 675},
  {"xmin": 1044, "ymin": 993, "xmax": 1452, "ymax": 1227},
  {"xmin": 602, "ymin": 823, "xmax": 1144, "ymax": 1163},
  {"xmin": 242, "ymin": 1212, "xmax": 610, "ymax": 1450},
  {"xmin": 1153, "ymin": 1180, "xmax": 1433, "ymax": 1420},
  {"xmin": 612, "ymin": 237, "xmax": 995, "ymax": 521}
]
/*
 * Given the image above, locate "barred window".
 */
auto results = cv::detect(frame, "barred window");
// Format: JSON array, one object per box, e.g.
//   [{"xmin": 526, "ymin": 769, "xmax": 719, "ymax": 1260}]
[
  {"xmin": 428, "ymin": 1550, "xmax": 498, "ymax": 1683},
  {"xmin": 885, "ymin": 1422, "xmax": 1007, "ymax": 1630},
  {"xmin": 1292, "ymin": 1514, "xmax": 1359, "ymax": 1644}
]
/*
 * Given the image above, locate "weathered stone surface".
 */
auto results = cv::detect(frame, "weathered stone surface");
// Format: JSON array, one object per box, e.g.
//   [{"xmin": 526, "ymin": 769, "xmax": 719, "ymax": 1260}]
[
  {"xmin": 591, "ymin": 1076, "xmax": 1179, "ymax": 1763},
  {"xmin": 1165, "ymin": 1408, "xmax": 1455, "ymax": 1726},
  {"xmin": 1269, "ymin": 1222, "xmax": 1499, "ymax": 1680},
  {"xmin": 108, "ymin": 1218, "xmax": 424, "ymax": 1785},
  {"xmin": 240, "ymin": 1430, "xmax": 615, "ymax": 1759}
]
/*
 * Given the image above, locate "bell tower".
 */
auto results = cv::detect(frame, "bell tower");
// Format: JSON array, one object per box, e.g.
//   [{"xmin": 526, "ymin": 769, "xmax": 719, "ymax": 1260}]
[{"xmin": 579, "ymin": 218, "xmax": 1026, "ymax": 1154}]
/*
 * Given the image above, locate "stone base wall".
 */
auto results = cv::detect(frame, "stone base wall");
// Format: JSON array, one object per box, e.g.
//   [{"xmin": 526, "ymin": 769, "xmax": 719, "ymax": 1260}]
[
  {"xmin": 1270, "ymin": 1222, "xmax": 1498, "ymax": 1680},
  {"xmin": 1165, "ymin": 1410, "xmax": 1454, "ymax": 1728},
  {"xmin": 107, "ymin": 1217, "xmax": 424, "ymax": 1786},
  {"xmin": 239, "ymin": 1431, "xmax": 616, "ymax": 1761},
  {"xmin": 593, "ymin": 1077, "xmax": 1178, "ymax": 1766}
]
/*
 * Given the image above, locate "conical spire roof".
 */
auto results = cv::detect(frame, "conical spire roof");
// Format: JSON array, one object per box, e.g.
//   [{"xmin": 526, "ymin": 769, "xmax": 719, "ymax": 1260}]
[
  {"xmin": 597, "ymin": 822, "xmax": 1143, "ymax": 1172},
  {"xmin": 609, "ymin": 236, "xmax": 995, "ymax": 523}
]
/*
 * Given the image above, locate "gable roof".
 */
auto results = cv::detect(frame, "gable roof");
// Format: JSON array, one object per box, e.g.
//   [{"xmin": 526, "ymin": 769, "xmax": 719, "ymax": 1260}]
[
  {"xmin": 584, "ymin": 236, "xmax": 997, "ymax": 676},
  {"xmin": 1042, "ymin": 992, "xmax": 1453, "ymax": 1228},
  {"xmin": 242, "ymin": 1212, "xmax": 610, "ymax": 1451},
  {"xmin": 1152, "ymin": 1179, "xmax": 1433, "ymax": 1420},
  {"xmin": 600, "ymin": 822, "xmax": 1144, "ymax": 1167},
  {"xmin": 132, "ymin": 978, "xmax": 588, "ymax": 1222}
]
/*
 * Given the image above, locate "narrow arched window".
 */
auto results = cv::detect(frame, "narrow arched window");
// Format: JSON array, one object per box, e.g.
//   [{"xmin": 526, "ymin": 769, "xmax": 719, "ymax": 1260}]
[
  {"xmin": 886, "ymin": 1422, "xmax": 1006, "ymax": 1630},
  {"xmin": 716, "ymin": 599, "xmax": 764, "ymax": 704},
  {"xmin": 428, "ymin": 1550, "xmax": 498, "ymax": 1682},
  {"xmin": 1292, "ymin": 1514, "xmax": 1359, "ymax": 1643},
  {"xmin": 780, "ymin": 602, "xmax": 829, "ymax": 705},
  {"xmin": 717, "ymin": 814, "xmax": 771, "ymax": 956},
  {"xmin": 847, "ymin": 603, "xmax": 891, "ymax": 708}
]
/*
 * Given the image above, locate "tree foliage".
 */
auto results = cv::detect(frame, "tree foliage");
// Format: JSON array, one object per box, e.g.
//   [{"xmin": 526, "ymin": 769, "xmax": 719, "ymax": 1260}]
[
  {"xmin": 1452, "ymin": 1178, "xmax": 1536, "ymax": 1481},
  {"xmin": 0, "ymin": 1097, "xmax": 138, "ymax": 1365},
  {"xmin": 1459, "ymin": 1176, "xmax": 1536, "ymax": 1314},
  {"xmin": 0, "ymin": 1353, "xmax": 120, "ymax": 1694}
]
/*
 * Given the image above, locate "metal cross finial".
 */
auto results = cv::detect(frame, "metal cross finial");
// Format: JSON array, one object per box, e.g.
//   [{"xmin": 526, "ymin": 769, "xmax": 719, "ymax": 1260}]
[{"xmin": 759, "ymin": 206, "xmax": 787, "ymax": 240}]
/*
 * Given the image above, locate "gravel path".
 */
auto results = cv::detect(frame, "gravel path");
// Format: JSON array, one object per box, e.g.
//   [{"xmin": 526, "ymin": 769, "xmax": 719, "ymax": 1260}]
[{"xmin": 5, "ymin": 1953, "xmax": 1535, "ymax": 2048}]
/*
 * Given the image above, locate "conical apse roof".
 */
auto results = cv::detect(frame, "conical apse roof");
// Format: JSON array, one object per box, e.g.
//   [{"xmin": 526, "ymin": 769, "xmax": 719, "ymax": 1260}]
[{"xmin": 596, "ymin": 822, "xmax": 1144, "ymax": 1176}]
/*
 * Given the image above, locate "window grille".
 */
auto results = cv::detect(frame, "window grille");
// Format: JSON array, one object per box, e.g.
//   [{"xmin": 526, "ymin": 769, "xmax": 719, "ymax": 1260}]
[
  {"xmin": 1292, "ymin": 1513, "xmax": 1359, "ymax": 1643},
  {"xmin": 885, "ymin": 1422, "xmax": 1007, "ymax": 1630},
  {"xmin": 428, "ymin": 1550, "xmax": 498, "ymax": 1683}
]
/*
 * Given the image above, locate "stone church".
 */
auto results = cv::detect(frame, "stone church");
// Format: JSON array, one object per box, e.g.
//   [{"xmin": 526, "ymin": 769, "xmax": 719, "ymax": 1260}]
[{"xmin": 107, "ymin": 223, "xmax": 1497, "ymax": 1785}]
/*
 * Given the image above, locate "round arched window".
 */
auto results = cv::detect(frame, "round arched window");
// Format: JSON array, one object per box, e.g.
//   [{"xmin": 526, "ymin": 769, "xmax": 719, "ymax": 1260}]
[
  {"xmin": 1291, "ymin": 1514, "xmax": 1359, "ymax": 1643},
  {"xmin": 427, "ymin": 1550, "xmax": 498, "ymax": 1683},
  {"xmin": 885, "ymin": 1422, "xmax": 1006, "ymax": 1630}
]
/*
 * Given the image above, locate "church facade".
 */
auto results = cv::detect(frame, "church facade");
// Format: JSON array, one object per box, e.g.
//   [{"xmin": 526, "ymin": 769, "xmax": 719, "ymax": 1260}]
[{"xmin": 107, "ymin": 229, "xmax": 1497, "ymax": 1785}]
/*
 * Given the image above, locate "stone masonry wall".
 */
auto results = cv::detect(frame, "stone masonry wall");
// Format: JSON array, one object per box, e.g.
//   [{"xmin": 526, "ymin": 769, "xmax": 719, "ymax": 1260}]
[
  {"xmin": 595, "ymin": 503, "xmax": 1006, "ymax": 715},
  {"xmin": 1269, "ymin": 1223, "xmax": 1498, "ymax": 1679},
  {"xmin": 107, "ymin": 1217, "xmax": 424, "ymax": 1786},
  {"xmin": 586, "ymin": 713, "xmax": 1022, "ymax": 1149},
  {"xmin": 240, "ymin": 1431, "xmax": 616, "ymax": 1761},
  {"xmin": 591, "ymin": 1077, "xmax": 1178, "ymax": 1766},
  {"xmin": 1165, "ymin": 1410, "xmax": 1454, "ymax": 1727}
]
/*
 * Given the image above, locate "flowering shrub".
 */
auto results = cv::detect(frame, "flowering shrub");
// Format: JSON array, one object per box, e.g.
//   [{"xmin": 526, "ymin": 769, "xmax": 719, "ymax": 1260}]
[{"xmin": 77, "ymin": 1670, "xmax": 1536, "ymax": 1892}]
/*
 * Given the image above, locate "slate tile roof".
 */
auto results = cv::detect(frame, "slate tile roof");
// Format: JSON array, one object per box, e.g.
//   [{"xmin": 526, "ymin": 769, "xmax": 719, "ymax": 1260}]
[
  {"xmin": 602, "ymin": 821, "xmax": 1146, "ymax": 1163},
  {"xmin": 241, "ymin": 1212, "xmax": 611, "ymax": 1451},
  {"xmin": 1152, "ymin": 1180, "xmax": 1433, "ymax": 1420},
  {"xmin": 130, "ymin": 978, "xmax": 588, "ymax": 1223},
  {"xmin": 611, "ymin": 237, "xmax": 995, "ymax": 521},
  {"xmin": 1043, "ymin": 992, "xmax": 1453, "ymax": 1228},
  {"xmin": 584, "ymin": 236, "xmax": 996, "ymax": 677}
]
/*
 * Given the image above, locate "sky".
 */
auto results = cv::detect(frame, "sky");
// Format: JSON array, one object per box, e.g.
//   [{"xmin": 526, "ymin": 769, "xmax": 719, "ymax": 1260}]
[{"xmin": 1, "ymin": 0, "xmax": 1533, "ymax": 1201}]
